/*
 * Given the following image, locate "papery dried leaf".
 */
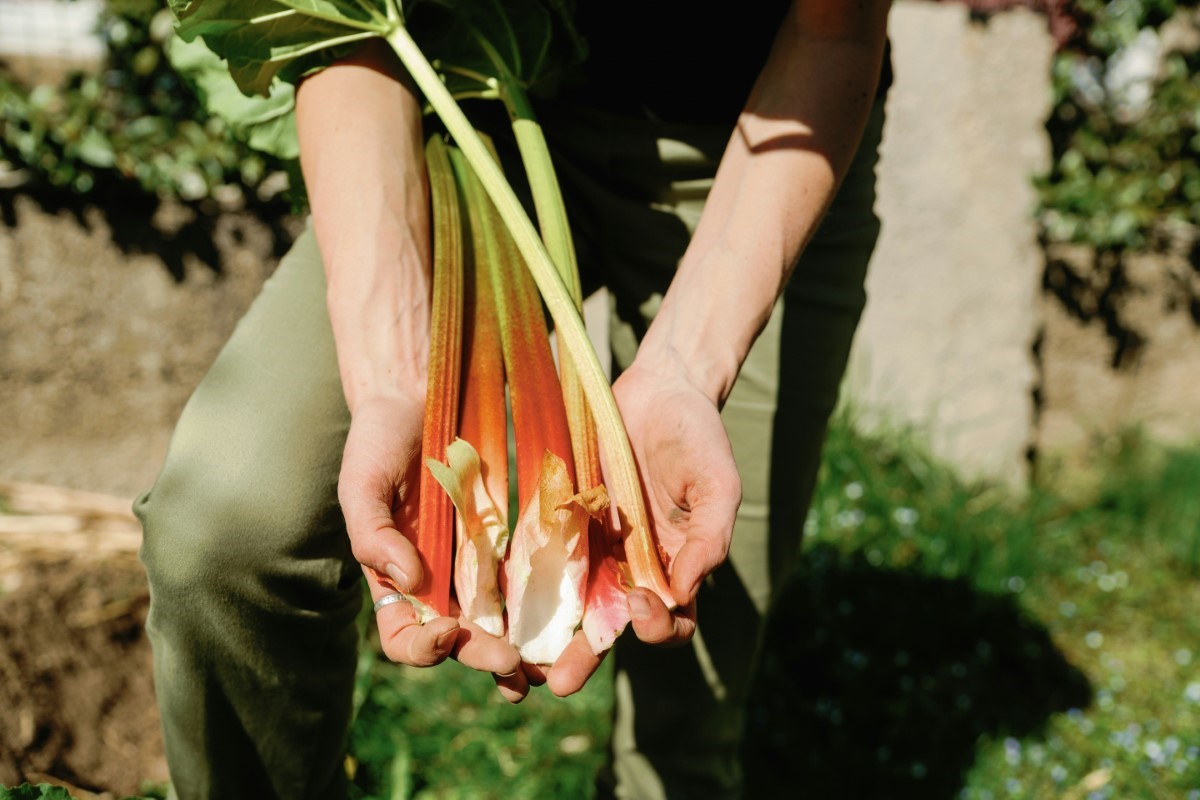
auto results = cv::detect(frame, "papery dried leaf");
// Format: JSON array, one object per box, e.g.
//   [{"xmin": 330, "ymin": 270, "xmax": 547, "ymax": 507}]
[
  {"xmin": 426, "ymin": 438, "xmax": 510, "ymax": 636},
  {"xmin": 505, "ymin": 452, "xmax": 607, "ymax": 665}
]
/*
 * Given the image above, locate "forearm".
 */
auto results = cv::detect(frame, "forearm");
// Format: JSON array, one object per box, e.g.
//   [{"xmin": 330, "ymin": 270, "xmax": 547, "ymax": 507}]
[
  {"xmin": 636, "ymin": 1, "xmax": 890, "ymax": 406},
  {"xmin": 296, "ymin": 40, "xmax": 431, "ymax": 413}
]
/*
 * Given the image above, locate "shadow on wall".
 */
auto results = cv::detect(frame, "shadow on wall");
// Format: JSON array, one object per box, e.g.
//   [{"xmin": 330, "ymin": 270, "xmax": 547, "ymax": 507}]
[
  {"xmin": 743, "ymin": 543, "xmax": 1091, "ymax": 799},
  {"xmin": 0, "ymin": 182, "xmax": 297, "ymax": 283}
]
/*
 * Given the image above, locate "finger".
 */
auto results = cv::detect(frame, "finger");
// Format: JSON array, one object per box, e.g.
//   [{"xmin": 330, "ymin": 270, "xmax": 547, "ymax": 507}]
[
  {"xmin": 522, "ymin": 662, "xmax": 548, "ymax": 687},
  {"xmin": 546, "ymin": 630, "xmax": 606, "ymax": 698},
  {"xmin": 343, "ymin": 487, "xmax": 424, "ymax": 594},
  {"xmin": 493, "ymin": 669, "xmax": 531, "ymax": 704},
  {"xmin": 452, "ymin": 618, "xmax": 522, "ymax": 676},
  {"xmin": 376, "ymin": 599, "xmax": 459, "ymax": 667},
  {"xmin": 668, "ymin": 534, "xmax": 728, "ymax": 607},
  {"xmin": 628, "ymin": 588, "xmax": 696, "ymax": 647},
  {"xmin": 668, "ymin": 475, "xmax": 739, "ymax": 606}
]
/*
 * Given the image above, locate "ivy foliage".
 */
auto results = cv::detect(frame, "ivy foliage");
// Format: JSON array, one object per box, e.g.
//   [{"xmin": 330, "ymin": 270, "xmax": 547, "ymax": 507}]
[
  {"xmin": 0, "ymin": 0, "xmax": 293, "ymax": 208},
  {"xmin": 1038, "ymin": 0, "xmax": 1200, "ymax": 251}
]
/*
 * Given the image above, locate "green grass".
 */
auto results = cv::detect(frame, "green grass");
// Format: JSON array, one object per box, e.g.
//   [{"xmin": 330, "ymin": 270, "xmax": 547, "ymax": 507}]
[
  {"xmin": 347, "ymin": 632, "xmax": 612, "ymax": 799},
  {"xmin": 342, "ymin": 419, "xmax": 1200, "ymax": 799}
]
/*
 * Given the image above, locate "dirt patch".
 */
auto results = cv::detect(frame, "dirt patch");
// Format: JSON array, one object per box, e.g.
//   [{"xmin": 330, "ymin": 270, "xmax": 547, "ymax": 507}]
[{"xmin": 0, "ymin": 551, "xmax": 165, "ymax": 795}]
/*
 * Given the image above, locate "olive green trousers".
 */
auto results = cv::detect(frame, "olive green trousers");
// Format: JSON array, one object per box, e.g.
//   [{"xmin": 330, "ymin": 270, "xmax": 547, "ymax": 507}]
[{"xmin": 135, "ymin": 100, "xmax": 884, "ymax": 800}]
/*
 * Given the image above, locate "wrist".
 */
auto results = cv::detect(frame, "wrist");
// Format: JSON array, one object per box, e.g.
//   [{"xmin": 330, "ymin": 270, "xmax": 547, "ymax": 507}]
[
  {"xmin": 326, "ymin": 248, "xmax": 431, "ymax": 414},
  {"xmin": 633, "ymin": 311, "xmax": 741, "ymax": 408}
]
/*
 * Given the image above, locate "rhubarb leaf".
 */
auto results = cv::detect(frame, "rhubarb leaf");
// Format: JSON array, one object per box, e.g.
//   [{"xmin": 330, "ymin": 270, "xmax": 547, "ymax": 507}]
[
  {"xmin": 409, "ymin": 0, "xmax": 584, "ymax": 102},
  {"xmin": 168, "ymin": 1, "xmax": 582, "ymax": 102},
  {"xmin": 168, "ymin": 0, "xmax": 388, "ymax": 96},
  {"xmin": 165, "ymin": 34, "xmax": 300, "ymax": 160}
]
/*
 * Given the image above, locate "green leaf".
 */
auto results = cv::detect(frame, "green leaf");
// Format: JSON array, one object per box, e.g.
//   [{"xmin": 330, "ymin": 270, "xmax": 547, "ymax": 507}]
[
  {"xmin": 414, "ymin": 0, "xmax": 585, "ymax": 105},
  {"xmin": 166, "ymin": 34, "xmax": 300, "ymax": 160},
  {"xmin": 75, "ymin": 128, "xmax": 117, "ymax": 168},
  {"xmin": 167, "ymin": 1, "xmax": 585, "ymax": 105},
  {"xmin": 170, "ymin": 0, "xmax": 391, "ymax": 96}
]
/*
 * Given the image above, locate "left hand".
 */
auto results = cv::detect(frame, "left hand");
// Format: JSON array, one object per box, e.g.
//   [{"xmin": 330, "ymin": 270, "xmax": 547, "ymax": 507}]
[
  {"xmin": 341, "ymin": 395, "xmax": 522, "ymax": 677},
  {"xmin": 546, "ymin": 361, "xmax": 742, "ymax": 696}
]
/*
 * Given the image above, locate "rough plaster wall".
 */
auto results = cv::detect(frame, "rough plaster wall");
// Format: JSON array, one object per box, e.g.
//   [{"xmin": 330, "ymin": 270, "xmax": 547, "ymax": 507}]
[
  {"xmin": 846, "ymin": 1, "xmax": 1053, "ymax": 485},
  {"xmin": 0, "ymin": 197, "xmax": 287, "ymax": 497}
]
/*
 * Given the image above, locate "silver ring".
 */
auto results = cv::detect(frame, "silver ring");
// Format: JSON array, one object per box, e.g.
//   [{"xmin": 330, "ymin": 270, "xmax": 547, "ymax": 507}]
[{"xmin": 373, "ymin": 593, "xmax": 406, "ymax": 613}]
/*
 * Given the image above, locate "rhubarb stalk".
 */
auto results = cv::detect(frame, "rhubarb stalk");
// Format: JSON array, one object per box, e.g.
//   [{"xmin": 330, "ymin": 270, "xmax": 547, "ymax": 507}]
[
  {"xmin": 427, "ymin": 168, "xmax": 513, "ymax": 636},
  {"xmin": 407, "ymin": 135, "xmax": 463, "ymax": 621}
]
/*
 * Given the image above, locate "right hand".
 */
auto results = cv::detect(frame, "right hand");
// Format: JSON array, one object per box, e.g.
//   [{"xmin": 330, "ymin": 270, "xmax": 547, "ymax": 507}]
[{"xmin": 339, "ymin": 393, "xmax": 522, "ymax": 678}]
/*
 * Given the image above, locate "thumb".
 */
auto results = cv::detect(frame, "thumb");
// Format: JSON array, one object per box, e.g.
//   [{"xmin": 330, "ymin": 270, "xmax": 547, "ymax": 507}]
[{"xmin": 340, "ymin": 471, "xmax": 424, "ymax": 594}]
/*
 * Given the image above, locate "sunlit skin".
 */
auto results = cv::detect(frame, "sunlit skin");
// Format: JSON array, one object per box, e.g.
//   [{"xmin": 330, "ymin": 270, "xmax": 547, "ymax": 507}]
[{"xmin": 296, "ymin": 0, "xmax": 892, "ymax": 700}]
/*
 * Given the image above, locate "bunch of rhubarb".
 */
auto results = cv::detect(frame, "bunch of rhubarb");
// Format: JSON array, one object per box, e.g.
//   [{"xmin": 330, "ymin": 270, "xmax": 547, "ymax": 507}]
[
  {"xmin": 410, "ymin": 136, "xmax": 667, "ymax": 664},
  {"xmin": 168, "ymin": 0, "xmax": 677, "ymax": 665}
]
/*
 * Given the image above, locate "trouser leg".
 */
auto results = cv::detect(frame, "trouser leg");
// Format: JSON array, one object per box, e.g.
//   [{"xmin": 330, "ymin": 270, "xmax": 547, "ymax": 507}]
[
  {"xmin": 135, "ymin": 226, "xmax": 360, "ymax": 800},
  {"xmin": 543, "ymin": 100, "xmax": 885, "ymax": 798}
]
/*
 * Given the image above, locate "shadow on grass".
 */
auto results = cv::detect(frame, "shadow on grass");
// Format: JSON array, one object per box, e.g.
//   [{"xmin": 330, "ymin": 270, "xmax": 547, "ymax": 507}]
[{"xmin": 744, "ymin": 544, "xmax": 1092, "ymax": 800}]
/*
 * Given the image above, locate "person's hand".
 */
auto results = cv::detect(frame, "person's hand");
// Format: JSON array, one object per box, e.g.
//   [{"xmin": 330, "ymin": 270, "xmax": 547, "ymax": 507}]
[
  {"xmin": 339, "ymin": 394, "xmax": 522, "ymax": 678},
  {"xmin": 545, "ymin": 361, "xmax": 742, "ymax": 696}
]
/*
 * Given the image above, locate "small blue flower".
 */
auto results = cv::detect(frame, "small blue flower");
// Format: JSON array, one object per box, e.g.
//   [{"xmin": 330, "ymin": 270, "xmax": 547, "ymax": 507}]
[{"xmin": 1004, "ymin": 737, "xmax": 1021, "ymax": 766}]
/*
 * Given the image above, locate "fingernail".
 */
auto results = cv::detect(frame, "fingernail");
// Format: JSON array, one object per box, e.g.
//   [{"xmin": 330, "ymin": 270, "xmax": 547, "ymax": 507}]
[
  {"xmin": 385, "ymin": 563, "xmax": 410, "ymax": 592},
  {"xmin": 628, "ymin": 592, "xmax": 651, "ymax": 620},
  {"xmin": 435, "ymin": 627, "xmax": 458, "ymax": 652}
]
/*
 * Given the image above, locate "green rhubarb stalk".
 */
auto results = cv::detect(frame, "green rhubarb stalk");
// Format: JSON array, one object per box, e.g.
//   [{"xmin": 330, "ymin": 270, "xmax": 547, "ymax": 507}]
[
  {"xmin": 384, "ymin": 17, "xmax": 676, "ymax": 609},
  {"xmin": 409, "ymin": 135, "xmax": 463, "ymax": 621}
]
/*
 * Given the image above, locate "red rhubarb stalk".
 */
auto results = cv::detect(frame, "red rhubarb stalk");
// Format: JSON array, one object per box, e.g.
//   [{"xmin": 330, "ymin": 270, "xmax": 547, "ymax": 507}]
[
  {"xmin": 407, "ymin": 135, "xmax": 463, "ymax": 621},
  {"xmin": 425, "ymin": 146, "xmax": 512, "ymax": 637}
]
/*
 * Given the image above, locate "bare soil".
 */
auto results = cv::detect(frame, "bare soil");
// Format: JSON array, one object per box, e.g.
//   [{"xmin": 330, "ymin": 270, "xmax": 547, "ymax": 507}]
[{"xmin": 0, "ymin": 548, "xmax": 165, "ymax": 796}]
